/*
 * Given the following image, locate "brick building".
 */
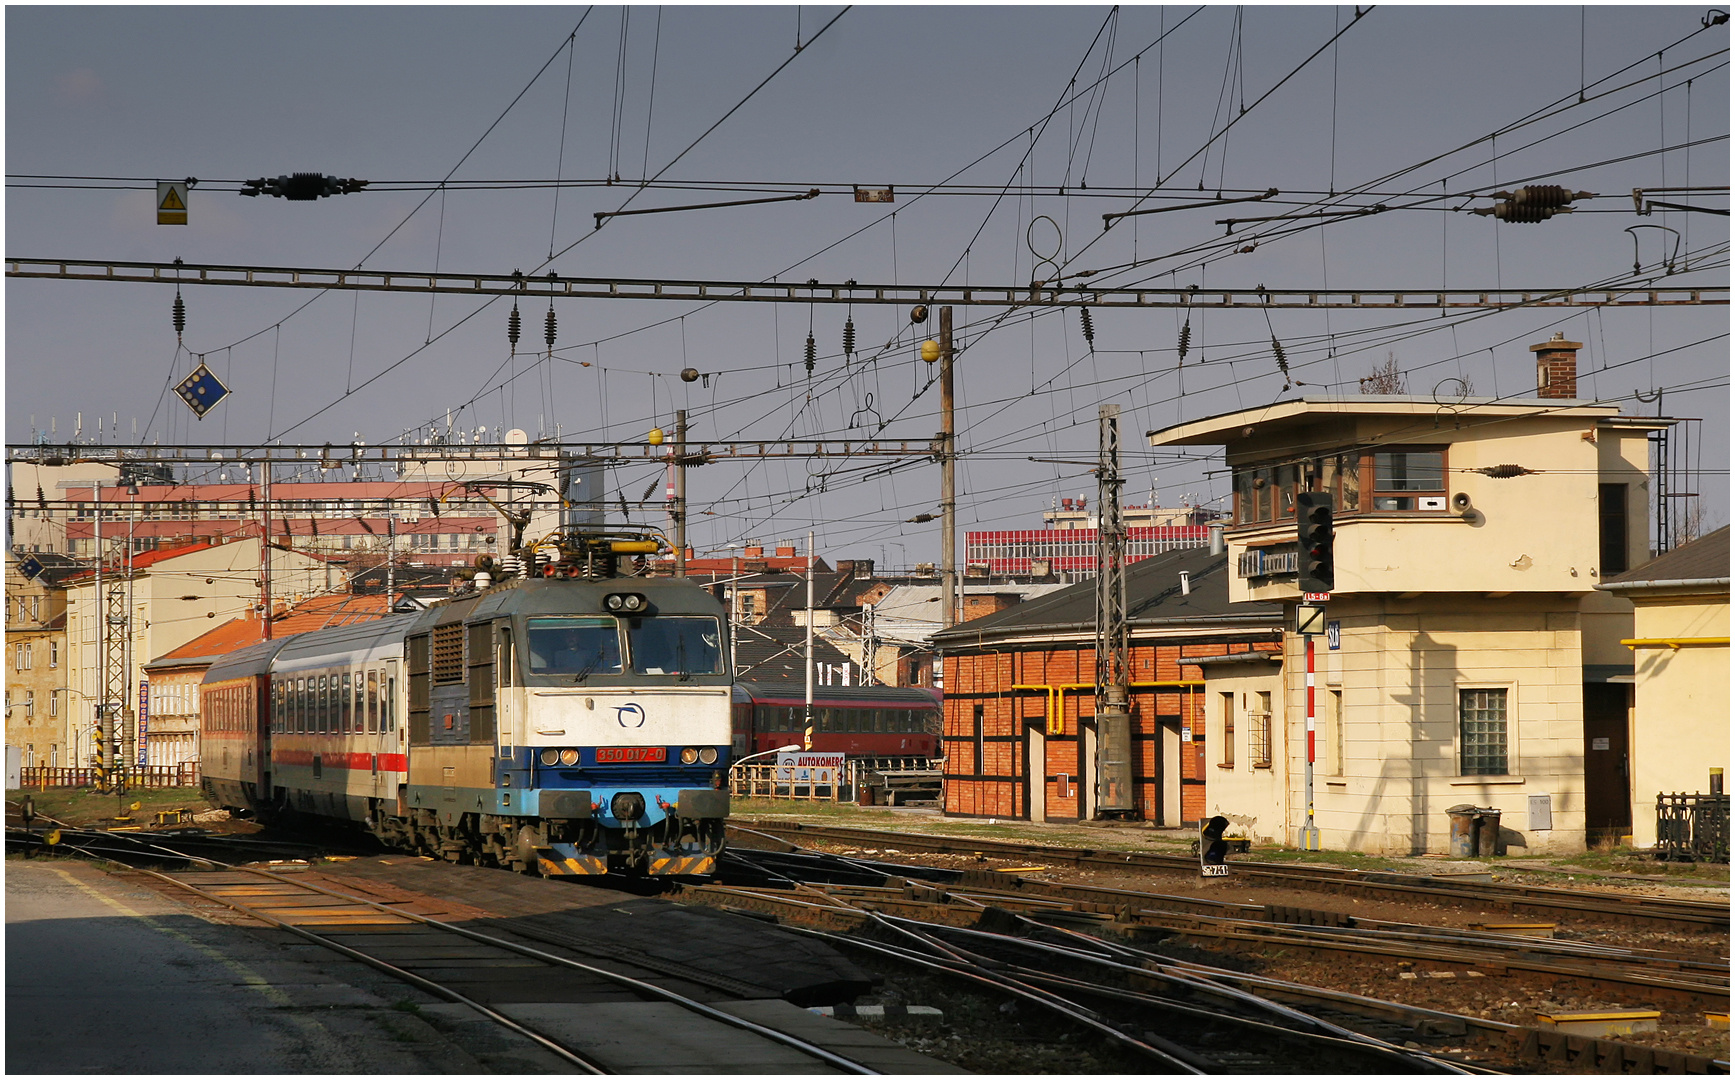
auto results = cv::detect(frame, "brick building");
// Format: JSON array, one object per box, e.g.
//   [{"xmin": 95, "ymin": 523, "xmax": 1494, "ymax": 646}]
[{"xmin": 933, "ymin": 547, "xmax": 1280, "ymax": 824}]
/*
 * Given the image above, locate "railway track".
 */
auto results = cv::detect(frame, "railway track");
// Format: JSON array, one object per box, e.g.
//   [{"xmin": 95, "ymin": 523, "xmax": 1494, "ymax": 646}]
[
  {"xmin": 698, "ymin": 833, "xmax": 1730, "ymax": 1074},
  {"xmin": 730, "ymin": 820, "xmax": 1730, "ymax": 931},
  {"xmin": 6, "ymin": 827, "xmax": 896, "ymax": 1075}
]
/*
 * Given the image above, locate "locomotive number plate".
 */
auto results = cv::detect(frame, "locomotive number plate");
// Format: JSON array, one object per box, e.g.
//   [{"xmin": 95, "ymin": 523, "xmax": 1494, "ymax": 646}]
[
  {"xmin": 596, "ymin": 746, "xmax": 667, "ymax": 763},
  {"xmin": 1201, "ymin": 864, "xmax": 1230, "ymax": 877}
]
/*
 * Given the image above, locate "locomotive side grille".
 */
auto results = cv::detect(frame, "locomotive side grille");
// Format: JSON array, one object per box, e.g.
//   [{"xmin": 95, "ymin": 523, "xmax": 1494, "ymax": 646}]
[{"xmin": 431, "ymin": 623, "xmax": 465, "ymax": 685}]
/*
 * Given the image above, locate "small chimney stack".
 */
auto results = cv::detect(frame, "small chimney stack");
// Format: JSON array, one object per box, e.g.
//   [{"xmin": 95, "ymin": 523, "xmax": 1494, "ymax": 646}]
[
  {"xmin": 1207, "ymin": 523, "xmax": 1226, "ymax": 555},
  {"xmin": 1179, "ymin": 570, "xmax": 1192, "ymax": 595},
  {"xmin": 1530, "ymin": 332, "xmax": 1582, "ymax": 399}
]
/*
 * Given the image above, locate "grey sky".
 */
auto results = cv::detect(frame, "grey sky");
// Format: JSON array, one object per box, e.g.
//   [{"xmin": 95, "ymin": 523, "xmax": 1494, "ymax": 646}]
[{"xmin": 7, "ymin": 5, "xmax": 1728, "ymax": 564}]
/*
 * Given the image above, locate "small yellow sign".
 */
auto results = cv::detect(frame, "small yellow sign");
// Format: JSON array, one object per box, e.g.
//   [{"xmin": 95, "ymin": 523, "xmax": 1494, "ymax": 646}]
[{"xmin": 157, "ymin": 181, "xmax": 188, "ymax": 225}]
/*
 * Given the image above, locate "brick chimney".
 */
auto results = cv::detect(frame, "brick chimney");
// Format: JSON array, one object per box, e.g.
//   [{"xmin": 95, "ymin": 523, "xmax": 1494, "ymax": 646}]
[
  {"xmin": 1530, "ymin": 332, "xmax": 1582, "ymax": 399},
  {"xmin": 744, "ymin": 545, "xmax": 764, "ymax": 558},
  {"xmin": 774, "ymin": 545, "xmax": 796, "ymax": 558}
]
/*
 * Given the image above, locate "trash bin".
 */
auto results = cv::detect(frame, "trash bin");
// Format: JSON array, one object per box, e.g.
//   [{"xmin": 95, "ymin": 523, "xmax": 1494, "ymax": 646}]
[
  {"xmin": 1446, "ymin": 804, "xmax": 1479, "ymax": 857},
  {"xmin": 1476, "ymin": 808, "xmax": 1505, "ymax": 856}
]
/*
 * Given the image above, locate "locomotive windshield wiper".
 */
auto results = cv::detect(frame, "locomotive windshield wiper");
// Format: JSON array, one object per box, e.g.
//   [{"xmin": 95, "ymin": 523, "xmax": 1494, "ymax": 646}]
[{"xmin": 572, "ymin": 653, "xmax": 603, "ymax": 684}]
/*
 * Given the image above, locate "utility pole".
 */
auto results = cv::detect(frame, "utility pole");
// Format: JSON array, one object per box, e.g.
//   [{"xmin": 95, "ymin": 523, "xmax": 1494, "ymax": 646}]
[
  {"xmin": 938, "ymin": 306, "xmax": 957, "ymax": 628},
  {"xmin": 803, "ymin": 529, "xmax": 815, "ymax": 751},
  {"xmin": 260, "ymin": 463, "xmax": 272, "ymax": 640},
  {"xmin": 1094, "ymin": 404, "xmax": 1133, "ymax": 817},
  {"xmin": 386, "ymin": 515, "xmax": 396, "ymax": 608},
  {"xmin": 91, "ymin": 481, "xmax": 109, "ymax": 788},
  {"xmin": 673, "ymin": 409, "xmax": 687, "ymax": 577}
]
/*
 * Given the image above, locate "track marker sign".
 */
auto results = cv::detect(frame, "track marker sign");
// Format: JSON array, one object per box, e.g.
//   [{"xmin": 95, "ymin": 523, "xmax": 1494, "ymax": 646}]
[{"xmin": 157, "ymin": 182, "xmax": 188, "ymax": 225}]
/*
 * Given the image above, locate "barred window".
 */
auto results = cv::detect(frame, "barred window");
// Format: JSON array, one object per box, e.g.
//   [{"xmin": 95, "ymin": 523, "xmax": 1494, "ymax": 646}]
[
  {"xmin": 1250, "ymin": 690, "xmax": 1273, "ymax": 767},
  {"xmin": 1459, "ymin": 689, "xmax": 1509, "ymax": 776}
]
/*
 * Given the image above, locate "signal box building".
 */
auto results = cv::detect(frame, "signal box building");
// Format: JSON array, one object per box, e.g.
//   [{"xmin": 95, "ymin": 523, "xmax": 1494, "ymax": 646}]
[
  {"xmin": 933, "ymin": 547, "xmax": 1281, "ymax": 824},
  {"xmin": 1148, "ymin": 335, "xmax": 1671, "ymax": 854}
]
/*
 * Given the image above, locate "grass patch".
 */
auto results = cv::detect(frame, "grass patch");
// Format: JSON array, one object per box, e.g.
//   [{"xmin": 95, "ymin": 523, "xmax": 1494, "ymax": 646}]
[{"xmin": 6, "ymin": 786, "xmax": 209, "ymax": 827}]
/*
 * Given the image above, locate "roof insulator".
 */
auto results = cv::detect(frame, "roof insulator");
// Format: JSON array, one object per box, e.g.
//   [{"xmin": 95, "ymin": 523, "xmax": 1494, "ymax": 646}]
[
  {"xmin": 544, "ymin": 307, "xmax": 557, "ymax": 350},
  {"xmin": 1079, "ymin": 307, "xmax": 1095, "ymax": 348},
  {"xmin": 508, "ymin": 304, "xmax": 521, "ymax": 349},
  {"xmin": 1177, "ymin": 319, "xmax": 1191, "ymax": 364},
  {"xmin": 804, "ymin": 333, "xmax": 816, "ymax": 374},
  {"xmin": 172, "ymin": 291, "xmax": 186, "ymax": 340},
  {"xmin": 842, "ymin": 317, "xmax": 856, "ymax": 358}
]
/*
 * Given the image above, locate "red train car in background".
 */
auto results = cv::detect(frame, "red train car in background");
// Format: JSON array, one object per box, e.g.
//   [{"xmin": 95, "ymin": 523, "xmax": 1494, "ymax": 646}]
[{"xmin": 731, "ymin": 681, "xmax": 942, "ymax": 770}]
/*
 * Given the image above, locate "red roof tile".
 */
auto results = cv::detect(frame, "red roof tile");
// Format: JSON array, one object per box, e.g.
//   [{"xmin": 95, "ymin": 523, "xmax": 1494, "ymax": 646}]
[{"xmin": 147, "ymin": 591, "xmax": 396, "ymax": 667}]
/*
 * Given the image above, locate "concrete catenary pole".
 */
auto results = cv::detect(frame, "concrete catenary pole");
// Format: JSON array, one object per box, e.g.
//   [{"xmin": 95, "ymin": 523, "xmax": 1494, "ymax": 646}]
[
  {"xmin": 804, "ymin": 530, "xmax": 816, "ymax": 750},
  {"xmin": 939, "ymin": 306, "xmax": 957, "ymax": 628},
  {"xmin": 673, "ymin": 410, "xmax": 687, "ymax": 578}
]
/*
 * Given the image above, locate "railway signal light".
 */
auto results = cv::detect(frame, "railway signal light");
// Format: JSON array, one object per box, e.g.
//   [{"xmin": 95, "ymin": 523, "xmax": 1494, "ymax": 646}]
[
  {"xmin": 1296, "ymin": 492, "xmax": 1334, "ymax": 593},
  {"xmin": 1200, "ymin": 815, "xmax": 1230, "ymax": 877}
]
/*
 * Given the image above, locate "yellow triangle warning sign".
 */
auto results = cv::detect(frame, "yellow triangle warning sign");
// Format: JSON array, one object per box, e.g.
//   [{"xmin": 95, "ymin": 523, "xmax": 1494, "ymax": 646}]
[{"xmin": 157, "ymin": 181, "xmax": 188, "ymax": 224}]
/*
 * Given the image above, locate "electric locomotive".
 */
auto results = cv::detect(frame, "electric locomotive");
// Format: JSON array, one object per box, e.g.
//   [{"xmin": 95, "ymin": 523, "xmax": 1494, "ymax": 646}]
[{"xmin": 200, "ymin": 528, "xmax": 734, "ymax": 877}]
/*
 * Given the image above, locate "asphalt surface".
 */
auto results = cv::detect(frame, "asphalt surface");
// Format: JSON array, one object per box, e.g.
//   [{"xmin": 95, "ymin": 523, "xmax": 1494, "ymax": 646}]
[{"xmin": 5, "ymin": 857, "xmax": 507, "ymax": 1074}]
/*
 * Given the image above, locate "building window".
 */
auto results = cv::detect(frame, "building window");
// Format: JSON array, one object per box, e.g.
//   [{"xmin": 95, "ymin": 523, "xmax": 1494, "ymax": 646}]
[
  {"xmin": 1218, "ymin": 692, "xmax": 1235, "ymax": 768},
  {"xmin": 973, "ymin": 704, "xmax": 985, "ymax": 776},
  {"xmin": 1369, "ymin": 449, "xmax": 1445, "ymax": 511},
  {"xmin": 1328, "ymin": 689, "xmax": 1343, "ymax": 776},
  {"xmin": 1459, "ymin": 688, "xmax": 1509, "ymax": 776},
  {"xmin": 49, "ymin": 692, "xmax": 58, "ymax": 718},
  {"xmin": 1598, "ymin": 483, "xmax": 1629, "ymax": 575},
  {"xmin": 1250, "ymin": 691, "xmax": 1273, "ymax": 767},
  {"xmin": 49, "ymin": 641, "xmax": 58, "ymax": 668},
  {"xmin": 24, "ymin": 690, "xmax": 35, "ymax": 718},
  {"xmin": 29, "ymin": 597, "xmax": 40, "ymax": 621}
]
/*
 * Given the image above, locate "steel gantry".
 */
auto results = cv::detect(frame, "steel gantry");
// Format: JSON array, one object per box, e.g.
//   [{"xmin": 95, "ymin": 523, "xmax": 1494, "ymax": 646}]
[{"xmin": 7, "ymin": 257, "xmax": 1727, "ymax": 309}]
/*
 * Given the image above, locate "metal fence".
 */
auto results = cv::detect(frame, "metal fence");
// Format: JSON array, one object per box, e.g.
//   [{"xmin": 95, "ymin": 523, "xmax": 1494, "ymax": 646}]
[
  {"xmin": 1655, "ymin": 792, "xmax": 1730, "ymax": 863},
  {"xmin": 18, "ymin": 763, "xmax": 201, "ymax": 790},
  {"xmin": 729, "ymin": 762, "xmax": 848, "ymax": 802}
]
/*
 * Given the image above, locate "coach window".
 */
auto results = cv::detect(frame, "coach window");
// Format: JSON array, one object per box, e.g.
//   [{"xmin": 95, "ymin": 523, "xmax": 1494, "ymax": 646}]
[
  {"xmin": 367, "ymin": 671, "xmax": 379, "ymax": 733},
  {"xmin": 342, "ymin": 673, "xmax": 353, "ymax": 731},
  {"xmin": 319, "ymin": 675, "xmax": 330, "ymax": 733},
  {"xmin": 386, "ymin": 675, "xmax": 396, "ymax": 732}
]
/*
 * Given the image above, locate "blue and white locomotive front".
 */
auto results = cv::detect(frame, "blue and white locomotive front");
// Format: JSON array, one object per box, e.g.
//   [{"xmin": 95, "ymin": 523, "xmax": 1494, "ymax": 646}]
[{"xmin": 426, "ymin": 575, "xmax": 733, "ymax": 876}]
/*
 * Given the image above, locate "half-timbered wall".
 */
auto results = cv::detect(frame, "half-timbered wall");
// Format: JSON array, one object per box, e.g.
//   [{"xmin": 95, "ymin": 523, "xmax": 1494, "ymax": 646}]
[{"xmin": 943, "ymin": 637, "xmax": 1279, "ymax": 824}]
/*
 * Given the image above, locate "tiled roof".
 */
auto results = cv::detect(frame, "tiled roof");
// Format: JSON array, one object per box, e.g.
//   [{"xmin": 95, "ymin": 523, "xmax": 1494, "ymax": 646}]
[
  {"xmin": 146, "ymin": 592, "xmax": 395, "ymax": 669},
  {"xmin": 932, "ymin": 547, "xmax": 1280, "ymax": 646},
  {"xmin": 1600, "ymin": 526, "xmax": 1730, "ymax": 590}
]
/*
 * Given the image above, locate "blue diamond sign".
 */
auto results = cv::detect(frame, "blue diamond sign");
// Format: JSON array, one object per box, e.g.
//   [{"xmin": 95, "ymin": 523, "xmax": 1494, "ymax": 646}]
[
  {"xmin": 174, "ymin": 363, "xmax": 230, "ymax": 419},
  {"xmin": 18, "ymin": 554, "xmax": 44, "ymax": 580}
]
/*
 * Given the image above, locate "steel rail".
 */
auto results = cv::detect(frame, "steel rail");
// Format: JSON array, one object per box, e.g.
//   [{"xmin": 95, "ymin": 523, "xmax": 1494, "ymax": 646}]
[
  {"xmin": 18, "ymin": 832, "xmax": 881, "ymax": 1076},
  {"xmin": 720, "ymin": 847, "xmax": 1471, "ymax": 1073},
  {"xmin": 887, "ymin": 915, "xmax": 1475, "ymax": 1074},
  {"xmin": 731, "ymin": 821, "xmax": 1729, "ymax": 927},
  {"xmin": 8, "ymin": 257, "xmax": 1727, "ymax": 309}
]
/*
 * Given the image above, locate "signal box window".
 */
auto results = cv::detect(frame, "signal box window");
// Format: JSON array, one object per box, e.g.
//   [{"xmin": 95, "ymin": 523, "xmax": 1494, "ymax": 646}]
[
  {"xmin": 1370, "ymin": 450, "xmax": 1445, "ymax": 510},
  {"xmin": 527, "ymin": 617, "xmax": 621, "ymax": 677}
]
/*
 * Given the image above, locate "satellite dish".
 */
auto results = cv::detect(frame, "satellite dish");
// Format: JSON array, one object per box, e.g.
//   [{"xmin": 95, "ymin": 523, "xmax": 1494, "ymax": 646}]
[{"xmin": 504, "ymin": 428, "xmax": 528, "ymax": 446}]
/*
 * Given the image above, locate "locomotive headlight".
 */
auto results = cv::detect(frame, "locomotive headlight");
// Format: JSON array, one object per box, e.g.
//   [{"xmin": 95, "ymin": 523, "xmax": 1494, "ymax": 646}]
[
  {"xmin": 605, "ymin": 593, "xmax": 624, "ymax": 611},
  {"xmin": 680, "ymin": 747, "xmax": 699, "ymax": 764},
  {"xmin": 605, "ymin": 592, "xmax": 646, "ymax": 613},
  {"xmin": 559, "ymin": 748, "xmax": 580, "ymax": 766},
  {"xmin": 699, "ymin": 747, "xmax": 718, "ymax": 765},
  {"xmin": 540, "ymin": 749, "xmax": 560, "ymax": 766}
]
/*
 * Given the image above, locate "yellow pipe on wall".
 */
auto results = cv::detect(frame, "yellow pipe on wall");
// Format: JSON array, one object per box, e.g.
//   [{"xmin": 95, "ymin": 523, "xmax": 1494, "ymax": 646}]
[
  {"xmin": 1011, "ymin": 680, "xmax": 1205, "ymax": 735},
  {"xmin": 1620, "ymin": 637, "xmax": 1729, "ymax": 649}
]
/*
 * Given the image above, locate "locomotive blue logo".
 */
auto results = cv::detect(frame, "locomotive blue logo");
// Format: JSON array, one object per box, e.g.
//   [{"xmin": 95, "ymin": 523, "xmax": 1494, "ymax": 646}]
[{"xmin": 615, "ymin": 703, "xmax": 646, "ymax": 728}]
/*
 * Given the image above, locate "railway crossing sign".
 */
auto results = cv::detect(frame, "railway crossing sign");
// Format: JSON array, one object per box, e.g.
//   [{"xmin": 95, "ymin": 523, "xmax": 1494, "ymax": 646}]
[
  {"xmin": 156, "ymin": 182, "xmax": 188, "ymax": 225},
  {"xmin": 173, "ymin": 362, "xmax": 229, "ymax": 418}
]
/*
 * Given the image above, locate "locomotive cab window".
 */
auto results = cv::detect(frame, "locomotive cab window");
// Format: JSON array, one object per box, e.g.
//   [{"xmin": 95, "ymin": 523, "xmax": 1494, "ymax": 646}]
[
  {"xmin": 624, "ymin": 616, "xmax": 723, "ymax": 676},
  {"xmin": 527, "ymin": 616, "xmax": 621, "ymax": 677}
]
